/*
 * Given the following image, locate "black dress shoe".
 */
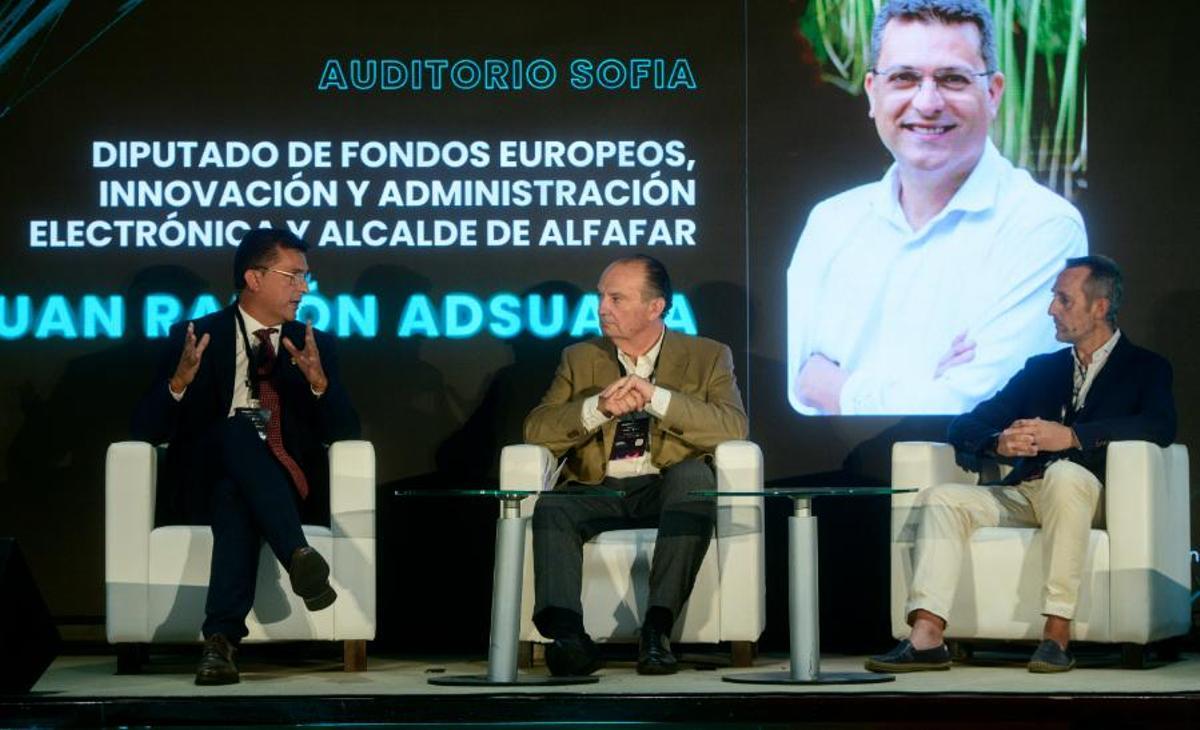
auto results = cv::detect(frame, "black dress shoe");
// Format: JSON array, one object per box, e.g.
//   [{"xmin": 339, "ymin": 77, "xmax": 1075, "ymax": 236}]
[
  {"xmin": 1028, "ymin": 639, "xmax": 1075, "ymax": 673},
  {"xmin": 864, "ymin": 639, "xmax": 951, "ymax": 673},
  {"xmin": 195, "ymin": 634, "xmax": 239, "ymax": 685},
  {"xmin": 637, "ymin": 624, "xmax": 678, "ymax": 675},
  {"xmin": 545, "ymin": 634, "xmax": 602, "ymax": 677},
  {"xmin": 289, "ymin": 546, "xmax": 337, "ymax": 611}
]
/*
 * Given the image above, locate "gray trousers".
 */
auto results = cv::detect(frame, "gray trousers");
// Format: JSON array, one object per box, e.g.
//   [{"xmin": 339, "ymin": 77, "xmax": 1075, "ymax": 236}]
[{"xmin": 532, "ymin": 459, "xmax": 717, "ymax": 627}]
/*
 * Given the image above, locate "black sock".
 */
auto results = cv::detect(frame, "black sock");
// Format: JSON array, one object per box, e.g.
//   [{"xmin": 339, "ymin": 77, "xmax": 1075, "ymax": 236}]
[{"xmin": 645, "ymin": 605, "xmax": 674, "ymax": 635}]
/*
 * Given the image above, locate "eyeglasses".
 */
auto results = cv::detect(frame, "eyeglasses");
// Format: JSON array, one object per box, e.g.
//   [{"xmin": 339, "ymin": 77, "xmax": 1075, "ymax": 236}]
[
  {"xmin": 871, "ymin": 66, "xmax": 993, "ymax": 93},
  {"xmin": 255, "ymin": 267, "xmax": 312, "ymax": 288}
]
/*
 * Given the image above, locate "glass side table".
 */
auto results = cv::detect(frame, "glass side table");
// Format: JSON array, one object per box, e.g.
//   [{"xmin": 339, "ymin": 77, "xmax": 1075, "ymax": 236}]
[
  {"xmin": 394, "ymin": 487, "xmax": 623, "ymax": 686},
  {"xmin": 691, "ymin": 486, "xmax": 914, "ymax": 685}
]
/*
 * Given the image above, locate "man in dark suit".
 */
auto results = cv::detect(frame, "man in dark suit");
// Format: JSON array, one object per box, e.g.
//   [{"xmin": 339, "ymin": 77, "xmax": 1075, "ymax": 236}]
[
  {"xmin": 132, "ymin": 229, "xmax": 359, "ymax": 685},
  {"xmin": 524, "ymin": 255, "xmax": 748, "ymax": 677},
  {"xmin": 867, "ymin": 255, "xmax": 1176, "ymax": 674}
]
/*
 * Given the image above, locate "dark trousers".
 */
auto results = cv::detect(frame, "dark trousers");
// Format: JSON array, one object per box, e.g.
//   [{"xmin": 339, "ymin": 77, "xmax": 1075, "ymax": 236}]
[
  {"xmin": 531, "ymin": 459, "xmax": 716, "ymax": 638},
  {"xmin": 202, "ymin": 416, "xmax": 309, "ymax": 641}
]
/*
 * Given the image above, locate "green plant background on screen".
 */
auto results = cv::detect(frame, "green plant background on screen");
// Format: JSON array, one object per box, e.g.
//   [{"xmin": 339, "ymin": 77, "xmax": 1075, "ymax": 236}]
[{"xmin": 799, "ymin": 0, "xmax": 1086, "ymax": 200}]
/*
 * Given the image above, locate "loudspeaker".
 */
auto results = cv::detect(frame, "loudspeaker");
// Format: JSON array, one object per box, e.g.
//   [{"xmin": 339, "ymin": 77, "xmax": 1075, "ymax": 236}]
[{"xmin": 0, "ymin": 538, "xmax": 60, "ymax": 693}]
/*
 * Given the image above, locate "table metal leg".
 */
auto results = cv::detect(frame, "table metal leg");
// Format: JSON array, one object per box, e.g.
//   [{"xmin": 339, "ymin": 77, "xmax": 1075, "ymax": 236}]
[
  {"xmin": 724, "ymin": 498, "xmax": 893, "ymax": 685},
  {"xmin": 430, "ymin": 498, "xmax": 598, "ymax": 686},
  {"xmin": 790, "ymin": 511, "xmax": 819, "ymax": 680},
  {"xmin": 485, "ymin": 511, "xmax": 526, "ymax": 681}
]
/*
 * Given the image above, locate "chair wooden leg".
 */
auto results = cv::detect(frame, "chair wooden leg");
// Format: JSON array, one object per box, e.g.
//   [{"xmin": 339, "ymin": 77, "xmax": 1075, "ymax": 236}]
[
  {"xmin": 1120, "ymin": 642, "xmax": 1147, "ymax": 669},
  {"xmin": 730, "ymin": 640, "xmax": 756, "ymax": 668},
  {"xmin": 517, "ymin": 641, "xmax": 534, "ymax": 669},
  {"xmin": 115, "ymin": 643, "xmax": 147, "ymax": 675},
  {"xmin": 343, "ymin": 639, "xmax": 367, "ymax": 672}
]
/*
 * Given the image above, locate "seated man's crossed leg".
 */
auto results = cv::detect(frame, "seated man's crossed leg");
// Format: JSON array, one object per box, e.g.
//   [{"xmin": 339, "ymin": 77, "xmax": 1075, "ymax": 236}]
[{"xmin": 197, "ymin": 416, "xmax": 338, "ymax": 685}]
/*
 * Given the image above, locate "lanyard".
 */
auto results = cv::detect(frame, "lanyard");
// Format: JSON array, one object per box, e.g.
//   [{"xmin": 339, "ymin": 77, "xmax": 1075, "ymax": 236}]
[{"xmin": 234, "ymin": 304, "xmax": 267, "ymax": 401}]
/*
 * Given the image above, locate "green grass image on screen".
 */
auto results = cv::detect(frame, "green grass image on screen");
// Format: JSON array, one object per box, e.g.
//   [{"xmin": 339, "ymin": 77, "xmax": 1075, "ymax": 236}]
[{"xmin": 799, "ymin": 0, "xmax": 1087, "ymax": 200}]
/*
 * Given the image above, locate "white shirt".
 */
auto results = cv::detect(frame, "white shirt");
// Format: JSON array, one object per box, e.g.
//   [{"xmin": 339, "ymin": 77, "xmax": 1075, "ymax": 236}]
[
  {"xmin": 229, "ymin": 307, "xmax": 281, "ymax": 416},
  {"xmin": 580, "ymin": 328, "xmax": 673, "ymax": 478},
  {"xmin": 786, "ymin": 139, "xmax": 1087, "ymax": 415},
  {"xmin": 1073, "ymin": 329, "xmax": 1121, "ymax": 410}
]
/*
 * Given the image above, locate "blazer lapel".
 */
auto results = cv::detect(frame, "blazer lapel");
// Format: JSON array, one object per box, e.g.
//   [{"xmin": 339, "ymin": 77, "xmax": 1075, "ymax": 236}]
[
  {"xmin": 278, "ymin": 321, "xmax": 308, "ymax": 388},
  {"xmin": 1074, "ymin": 334, "xmax": 1130, "ymax": 419},
  {"xmin": 591, "ymin": 339, "xmax": 622, "ymax": 388},
  {"xmin": 648, "ymin": 328, "xmax": 688, "ymax": 464},
  {"xmin": 1051, "ymin": 347, "xmax": 1074, "ymax": 420},
  {"xmin": 213, "ymin": 306, "xmax": 238, "ymax": 416},
  {"xmin": 593, "ymin": 341, "xmax": 622, "ymax": 464},
  {"xmin": 653, "ymin": 328, "xmax": 688, "ymax": 393}
]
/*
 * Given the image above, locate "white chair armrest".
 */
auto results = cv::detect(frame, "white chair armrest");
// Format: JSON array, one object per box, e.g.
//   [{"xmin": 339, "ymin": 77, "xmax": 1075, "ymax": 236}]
[
  {"xmin": 715, "ymin": 440, "xmax": 764, "ymax": 535},
  {"xmin": 714, "ymin": 440, "xmax": 766, "ymax": 640},
  {"xmin": 891, "ymin": 441, "xmax": 977, "ymax": 543},
  {"xmin": 501, "ymin": 444, "xmax": 555, "ymax": 517},
  {"xmin": 328, "ymin": 439, "xmax": 376, "ymax": 640},
  {"xmin": 329, "ymin": 440, "xmax": 375, "ymax": 539},
  {"xmin": 891, "ymin": 442, "xmax": 976, "ymax": 493},
  {"xmin": 1105, "ymin": 441, "xmax": 1192, "ymax": 641},
  {"xmin": 715, "ymin": 440, "xmax": 763, "ymax": 495},
  {"xmin": 105, "ymin": 441, "xmax": 156, "ymax": 642}
]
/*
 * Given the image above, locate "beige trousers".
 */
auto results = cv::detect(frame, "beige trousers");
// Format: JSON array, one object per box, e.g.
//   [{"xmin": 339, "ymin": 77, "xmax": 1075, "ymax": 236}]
[{"xmin": 906, "ymin": 459, "xmax": 1103, "ymax": 624}]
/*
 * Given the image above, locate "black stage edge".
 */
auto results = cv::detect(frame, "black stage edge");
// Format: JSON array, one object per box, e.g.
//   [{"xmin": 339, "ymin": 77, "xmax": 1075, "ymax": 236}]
[{"xmin": 3, "ymin": 692, "xmax": 1198, "ymax": 727}]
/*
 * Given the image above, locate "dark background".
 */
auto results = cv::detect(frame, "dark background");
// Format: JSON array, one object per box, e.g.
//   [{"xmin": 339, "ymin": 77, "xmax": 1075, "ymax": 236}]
[
  {"xmin": 0, "ymin": 0, "xmax": 747, "ymax": 650},
  {"xmin": 0, "ymin": 0, "xmax": 1194, "ymax": 654}
]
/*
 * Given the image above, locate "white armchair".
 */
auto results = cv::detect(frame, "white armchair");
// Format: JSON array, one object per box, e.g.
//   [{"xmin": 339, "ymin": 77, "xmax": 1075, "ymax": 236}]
[
  {"xmin": 500, "ymin": 440, "xmax": 765, "ymax": 666},
  {"xmin": 105, "ymin": 440, "xmax": 376, "ymax": 671},
  {"xmin": 890, "ymin": 440, "xmax": 1191, "ymax": 663}
]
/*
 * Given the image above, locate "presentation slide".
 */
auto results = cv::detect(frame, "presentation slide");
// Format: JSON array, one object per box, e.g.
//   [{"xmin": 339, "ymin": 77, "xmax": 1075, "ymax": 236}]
[
  {"xmin": 0, "ymin": 1, "xmax": 1119, "ymax": 629},
  {"xmin": 0, "ymin": 0, "xmax": 748, "ymax": 616},
  {"xmin": 745, "ymin": 1, "xmax": 1088, "ymax": 417}
]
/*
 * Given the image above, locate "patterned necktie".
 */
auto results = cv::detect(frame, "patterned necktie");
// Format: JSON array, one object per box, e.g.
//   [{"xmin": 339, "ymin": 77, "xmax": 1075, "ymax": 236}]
[{"xmin": 253, "ymin": 328, "xmax": 310, "ymax": 499}]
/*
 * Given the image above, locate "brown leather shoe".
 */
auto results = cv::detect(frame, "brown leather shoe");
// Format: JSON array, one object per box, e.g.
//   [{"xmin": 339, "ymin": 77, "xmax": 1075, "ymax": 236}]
[
  {"xmin": 289, "ymin": 546, "xmax": 337, "ymax": 611},
  {"xmin": 195, "ymin": 633, "xmax": 239, "ymax": 685}
]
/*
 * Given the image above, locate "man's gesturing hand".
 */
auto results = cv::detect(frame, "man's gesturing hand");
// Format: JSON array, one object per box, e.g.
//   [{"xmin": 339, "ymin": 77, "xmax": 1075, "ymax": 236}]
[
  {"xmin": 281, "ymin": 321, "xmax": 329, "ymax": 394},
  {"xmin": 169, "ymin": 322, "xmax": 210, "ymax": 395}
]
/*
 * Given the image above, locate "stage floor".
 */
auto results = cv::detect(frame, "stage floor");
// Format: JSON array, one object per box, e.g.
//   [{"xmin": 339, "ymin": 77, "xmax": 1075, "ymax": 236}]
[
  {"xmin": 28, "ymin": 650, "xmax": 1200, "ymax": 696},
  {"xmin": 9, "ymin": 649, "xmax": 1200, "ymax": 727}
]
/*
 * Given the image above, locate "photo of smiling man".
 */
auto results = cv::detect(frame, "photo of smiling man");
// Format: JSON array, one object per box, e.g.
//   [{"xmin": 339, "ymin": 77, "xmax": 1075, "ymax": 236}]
[{"xmin": 786, "ymin": 0, "xmax": 1086, "ymax": 416}]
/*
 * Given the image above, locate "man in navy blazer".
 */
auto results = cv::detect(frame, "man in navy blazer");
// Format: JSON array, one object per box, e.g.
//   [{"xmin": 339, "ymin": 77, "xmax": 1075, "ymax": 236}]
[
  {"xmin": 868, "ymin": 255, "xmax": 1176, "ymax": 674},
  {"xmin": 132, "ymin": 229, "xmax": 359, "ymax": 685}
]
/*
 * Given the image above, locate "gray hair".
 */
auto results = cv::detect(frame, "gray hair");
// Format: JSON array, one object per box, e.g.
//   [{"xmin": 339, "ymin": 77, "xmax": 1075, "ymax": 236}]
[
  {"xmin": 1066, "ymin": 255, "xmax": 1123, "ymax": 327},
  {"xmin": 870, "ymin": 0, "xmax": 998, "ymax": 72}
]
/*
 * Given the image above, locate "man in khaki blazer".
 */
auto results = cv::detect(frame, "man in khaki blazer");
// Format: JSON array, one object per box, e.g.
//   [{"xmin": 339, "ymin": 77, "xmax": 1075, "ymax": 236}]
[{"xmin": 524, "ymin": 255, "xmax": 747, "ymax": 678}]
